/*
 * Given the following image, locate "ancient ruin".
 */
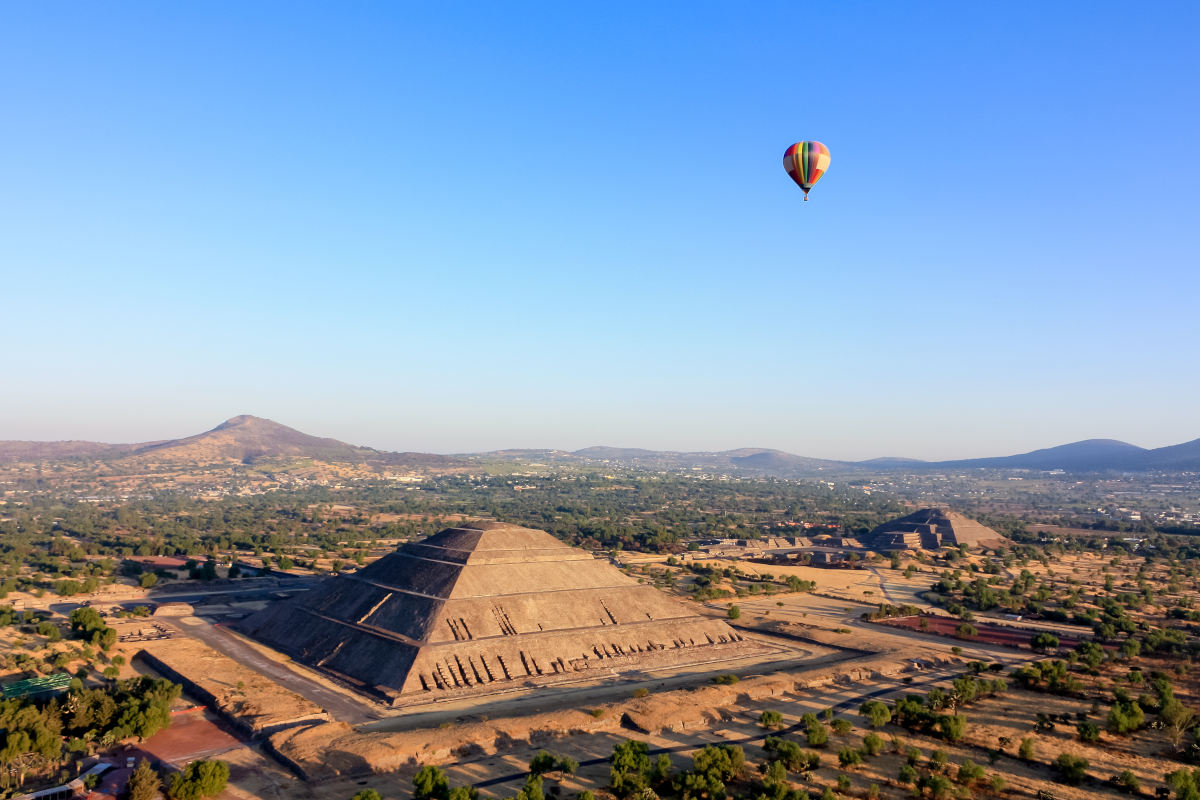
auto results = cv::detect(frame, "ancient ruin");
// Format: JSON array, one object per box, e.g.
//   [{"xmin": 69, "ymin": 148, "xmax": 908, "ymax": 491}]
[
  {"xmin": 865, "ymin": 507, "xmax": 1006, "ymax": 551},
  {"xmin": 238, "ymin": 522, "xmax": 751, "ymax": 701}
]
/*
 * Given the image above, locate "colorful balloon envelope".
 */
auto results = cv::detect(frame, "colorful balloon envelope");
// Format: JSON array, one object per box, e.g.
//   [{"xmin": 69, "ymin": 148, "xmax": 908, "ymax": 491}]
[{"xmin": 783, "ymin": 141, "xmax": 830, "ymax": 200}]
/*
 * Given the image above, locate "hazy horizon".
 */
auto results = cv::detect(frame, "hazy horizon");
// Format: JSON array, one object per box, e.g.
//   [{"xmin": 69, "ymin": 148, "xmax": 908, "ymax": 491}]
[
  {"xmin": 3, "ymin": 2, "xmax": 1196, "ymax": 461},
  {"xmin": 0, "ymin": 412, "xmax": 1196, "ymax": 464}
]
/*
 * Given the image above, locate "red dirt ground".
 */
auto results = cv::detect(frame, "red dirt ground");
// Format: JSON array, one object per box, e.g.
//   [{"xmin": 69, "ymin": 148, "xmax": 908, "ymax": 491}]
[
  {"xmin": 138, "ymin": 708, "xmax": 246, "ymax": 764},
  {"xmin": 878, "ymin": 615, "xmax": 1083, "ymax": 650}
]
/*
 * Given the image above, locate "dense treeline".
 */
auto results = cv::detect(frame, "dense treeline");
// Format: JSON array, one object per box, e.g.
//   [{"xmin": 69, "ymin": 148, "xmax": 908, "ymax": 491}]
[
  {"xmin": 0, "ymin": 676, "xmax": 180, "ymax": 790},
  {"xmin": 0, "ymin": 473, "xmax": 905, "ymax": 562}
]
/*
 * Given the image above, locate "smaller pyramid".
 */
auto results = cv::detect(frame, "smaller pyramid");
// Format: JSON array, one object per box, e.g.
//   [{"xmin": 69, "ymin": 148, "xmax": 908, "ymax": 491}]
[
  {"xmin": 865, "ymin": 508, "xmax": 1005, "ymax": 551},
  {"xmin": 238, "ymin": 522, "xmax": 751, "ymax": 701}
]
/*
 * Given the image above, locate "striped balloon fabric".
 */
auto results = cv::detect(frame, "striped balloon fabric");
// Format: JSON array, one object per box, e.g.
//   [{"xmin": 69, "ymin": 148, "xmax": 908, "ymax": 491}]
[{"xmin": 783, "ymin": 141, "xmax": 830, "ymax": 200}]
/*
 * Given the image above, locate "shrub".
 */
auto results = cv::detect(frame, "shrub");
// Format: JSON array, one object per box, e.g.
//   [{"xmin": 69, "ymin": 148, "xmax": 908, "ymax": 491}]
[
  {"xmin": 861, "ymin": 733, "xmax": 884, "ymax": 757},
  {"xmin": 806, "ymin": 724, "xmax": 828, "ymax": 747},
  {"xmin": 760, "ymin": 710, "xmax": 784, "ymax": 729},
  {"xmin": 837, "ymin": 748, "xmax": 862, "ymax": 768},
  {"xmin": 957, "ymin": 760, "xmax": 985, "ymax": 784},
  {"xmin": 937, "ymin": 714, "xmax": 966, "ymax": 742},
  {"xmin": 727, "ymin": 606, "xmax": 741, "ymax": 620},
  {"xmin": 831, "ymin": 719, "xmax": 852, "ymax": 736},
  {"xmin": 1108, "ymin": 695, "xmax": 1146, "ymax": 734},
  {"xmin": 1076, "ymin": 720, "xmax": 1101, "ymax": 743},
  {"xmin": 1054, "ymin": 753, "xmax": 1089, "ymax": 785},
  {"xmin": 1018, "ymin": 738, "xmax": 1035, "ymax": 761},
  {"xmin": 1116, "ymin": 770, "xmax": 1140, "ymax": 792}
]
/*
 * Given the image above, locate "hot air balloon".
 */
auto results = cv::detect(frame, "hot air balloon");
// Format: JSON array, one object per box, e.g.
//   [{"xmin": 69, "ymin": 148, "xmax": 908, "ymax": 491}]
[{"xmin": 783, "ymin": 141, "xmax": 830, "ymax": 200}]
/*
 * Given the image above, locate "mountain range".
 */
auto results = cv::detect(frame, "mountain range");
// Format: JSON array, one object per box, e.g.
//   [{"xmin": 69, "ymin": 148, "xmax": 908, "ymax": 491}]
[
  {"xmin": 0, "ymin": 416, "xmax": 1197, "ymax": 475},
  {"xmin": 481, "ymin": 438, "xmax": 1200, "ymax": 474},
  {"xmin": 0, "ymin": 415, "xmax": 461, "ymax": 470}
]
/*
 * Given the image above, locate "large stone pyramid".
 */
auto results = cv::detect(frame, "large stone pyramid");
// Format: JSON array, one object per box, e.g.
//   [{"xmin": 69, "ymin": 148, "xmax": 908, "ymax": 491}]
[
  {"xmin": 238, "ymin": 522, "xmax": 749, "ymax": 701},
  {"xmin": 865, "ymin": 508, "xmax": 1006, "ymax": 551}
]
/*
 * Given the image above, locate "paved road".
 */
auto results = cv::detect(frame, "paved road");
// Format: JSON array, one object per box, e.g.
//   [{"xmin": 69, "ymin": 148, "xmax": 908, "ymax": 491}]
[
  {"xmin": 151, "ymin": 578, "xmax": 321, "ymax": 605},
  {"xmin": 168, "ymin": 617, "xmax": 381, "ymax": 725}
]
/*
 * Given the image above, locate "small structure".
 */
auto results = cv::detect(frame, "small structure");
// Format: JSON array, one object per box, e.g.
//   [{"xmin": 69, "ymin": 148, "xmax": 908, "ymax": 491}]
[
  {"xmin": 1, "ymin": 673, "xmax": 73, "ymax": 700},
  {"xmin": 152, "ymin": 602, "xmax": 194, "ymax": 617}
]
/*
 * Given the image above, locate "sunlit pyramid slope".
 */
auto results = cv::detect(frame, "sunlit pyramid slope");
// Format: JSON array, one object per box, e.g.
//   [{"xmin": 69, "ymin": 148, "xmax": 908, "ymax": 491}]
[
  {"xmin": 238, "ymin": 522, "xmax": 750, "ymax": 700},
  {"xmin": 865, "ymin": 508, "xmax": 1006, "ymax": 551}
]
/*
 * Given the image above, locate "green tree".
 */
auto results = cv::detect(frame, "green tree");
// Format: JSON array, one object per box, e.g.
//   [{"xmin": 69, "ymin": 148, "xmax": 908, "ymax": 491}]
[
  {"xmin": 414, "ymin": 765, "xmax": 450, "ymax": 800},
  {"xmin": 128, "ymin": 759, "xmax": 161, "ymax": 800},
  {"xmin": 859, "ymin": 700, "xmax": 891, "ymax": 729},
  {"xmin": 529, "ymin": 751, "xmax": 558, "ymax": 776},
  {"xmin": 760, "ymin": 710, "xmax": 784, "ymax": 729},
  {"xmin": 351, "ymin": 791, "xmax": 383, "ymax": 800},
  {"xmin": 683, "ymin": 745, "xmax": 743, "ymax": 800},
  {"xmin": 168, "ymin": 759, "xmax": 229, "ymax": 800},
  {"xmin": 727, "ymin": 606, "xmax": 741, "ymax": 620},
  {"xmin": 1031, "ymin": 632, "xmax": 1060, "ymax": 653},
  {"xmin": 610, "ymin": 740, "xmax": 652, "ymax": 797}
]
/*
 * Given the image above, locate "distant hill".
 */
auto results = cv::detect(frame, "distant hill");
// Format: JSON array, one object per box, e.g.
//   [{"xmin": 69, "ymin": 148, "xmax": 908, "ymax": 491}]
[
  {"xmin": 0, "ymin": 415, "xmax": 463, "ymax": 470},
  {"xmin": 0, "ymin": 440, "xmax": 141, "ymax": 463},
  {"xmin": 897, "ymin": 437, "xmax": 1200, "ymax": 473},
  {"xmin": 1138, "ymin": 437, "xmax": 1200, "ymax": 471},
  {"xmin": 527, "ymin": 437, "xmax": 1200, "ymax": 476},
  {"xmin": 573, "ymin": 446, "xmax": 665, "ymax": 460},
  {"xmin": 726, "ymin": 448, "xmax": 845, "ymax": 473},
  {"xmin": 931, "ymin": 439, "xmax": 1149, "ymax": 472},
  {"xmin": 5, "ymin": 418, "xmax": 1198, "ymax": 476}
]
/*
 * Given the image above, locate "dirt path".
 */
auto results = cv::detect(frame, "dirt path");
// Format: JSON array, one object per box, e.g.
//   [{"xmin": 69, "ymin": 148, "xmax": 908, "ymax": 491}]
[{"xmin": 168, "ymin": 618, "xmax": 381, "ymax": 725}]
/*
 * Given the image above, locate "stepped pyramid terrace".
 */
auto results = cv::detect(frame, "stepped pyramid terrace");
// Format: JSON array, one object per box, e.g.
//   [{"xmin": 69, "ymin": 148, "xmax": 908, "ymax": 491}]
[
  {"xmin": 238, "ymin": 522, "xmax": 755, "ymax": 702},
  {"xmin": 865, "ymin": 508, "xmax": 1007, "ymax": 551}
]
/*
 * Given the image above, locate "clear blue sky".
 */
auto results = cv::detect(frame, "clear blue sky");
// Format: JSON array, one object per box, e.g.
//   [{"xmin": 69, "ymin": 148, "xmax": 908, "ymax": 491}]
[{"xmin": 2, "ymin": 2, "xmax": 1197, "ymax": 460}]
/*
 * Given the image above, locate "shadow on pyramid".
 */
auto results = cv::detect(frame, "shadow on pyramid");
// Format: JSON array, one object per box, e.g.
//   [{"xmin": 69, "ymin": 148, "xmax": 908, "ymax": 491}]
[
  {"xmin": 237, "ymin": 521, "xmax": 752, "ymax": 703},
  {"xmin": 865, "ymin": 508, "xmax": 1008, "ymax": 551}
]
